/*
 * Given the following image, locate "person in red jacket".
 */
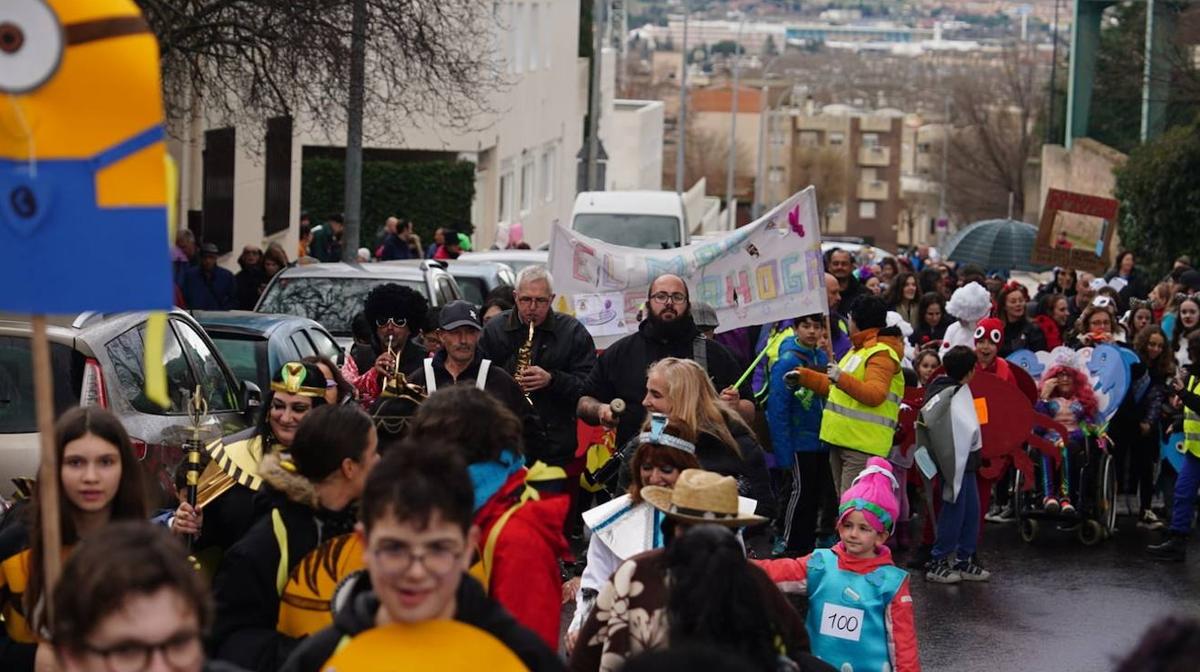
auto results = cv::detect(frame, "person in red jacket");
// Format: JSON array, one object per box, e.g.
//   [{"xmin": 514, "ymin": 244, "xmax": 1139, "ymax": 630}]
[
  {"xmin": 407, "ymin": 385, "xmax": 570, "ymax": 647},
  {"xmin": 754, "ymin": 457, "xmax": 920, "ymax": 672}
]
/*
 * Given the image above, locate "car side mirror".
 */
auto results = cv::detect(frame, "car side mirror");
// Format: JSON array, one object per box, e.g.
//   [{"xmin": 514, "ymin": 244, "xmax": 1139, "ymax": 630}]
[{"xmin": 242, "ymin": 380, "xmax": 262, "ymax": 419}]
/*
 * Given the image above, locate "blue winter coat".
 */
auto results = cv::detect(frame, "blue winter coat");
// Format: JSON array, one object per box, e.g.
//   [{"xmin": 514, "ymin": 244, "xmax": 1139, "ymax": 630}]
[{"xmin": 766, "ymin": 338, "xmax": 829, "ymax": 467}]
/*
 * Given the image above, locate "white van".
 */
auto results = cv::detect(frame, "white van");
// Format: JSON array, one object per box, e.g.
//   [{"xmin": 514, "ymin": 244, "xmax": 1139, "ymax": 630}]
[{"xmin": 571, "ymin": 191, "xmax": 689, "ymax": 249}]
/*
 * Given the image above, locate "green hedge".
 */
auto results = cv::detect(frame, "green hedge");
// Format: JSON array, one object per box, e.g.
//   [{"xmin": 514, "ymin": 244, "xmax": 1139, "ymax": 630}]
[{"xmin": 301, "ymin": 158, "xmax": 476, "ymax": 251}]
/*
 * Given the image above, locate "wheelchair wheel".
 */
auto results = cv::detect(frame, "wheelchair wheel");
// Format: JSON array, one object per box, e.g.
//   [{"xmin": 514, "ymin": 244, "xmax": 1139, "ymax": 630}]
[
  {"xmin": 1097, "ymin": 453, "xmax": 1118, "ymax": 536},
  {"xmin": 1019, "ymin": 518, "xmax": 1039, "ymax": 543},
  {"xmin": 1078, "ymin": 519, "xmax": 1105, "ymax": 545}
]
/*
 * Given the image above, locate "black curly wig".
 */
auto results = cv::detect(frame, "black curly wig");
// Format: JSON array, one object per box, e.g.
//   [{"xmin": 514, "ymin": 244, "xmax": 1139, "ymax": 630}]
[{"xmin": 364, "ymin": 283, "xmax": 429, "ymax": 328}]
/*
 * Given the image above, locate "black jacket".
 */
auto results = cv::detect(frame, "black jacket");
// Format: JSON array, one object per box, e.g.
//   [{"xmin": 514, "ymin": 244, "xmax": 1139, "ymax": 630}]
[
  {"xmin": 698, "ymin": 422, "xmax": 776, "ymax": 519},
  {"xmin": 999, "ymin": 318, "xmax": 1046, "ymax": 357},
  {"xmin": 280, "ymin": 573, "xmax": 565, "ymax": 672},
  {"xmin": 479, "ymin": 309, "xmax": 597, "ymax": 465},
  {"xmin": 209, "ymin": 456, "xmax": 358, "ymax": 672},
  {"xmin": 235, "ymin": 267, "xmax": 267, "ymax": 311},
  {"xmin": 583, "ymin": 315, "xmax": 750, "ymax": 450},
  {"xmin": 408, "ymin": 350, "xmax": 549, "ymax": 456}
]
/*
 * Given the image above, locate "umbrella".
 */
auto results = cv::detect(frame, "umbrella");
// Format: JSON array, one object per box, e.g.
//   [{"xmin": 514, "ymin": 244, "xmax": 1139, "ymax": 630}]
[{"xmin": 942, "ymin": 218, "xmax": 1051, "ymax": 273}]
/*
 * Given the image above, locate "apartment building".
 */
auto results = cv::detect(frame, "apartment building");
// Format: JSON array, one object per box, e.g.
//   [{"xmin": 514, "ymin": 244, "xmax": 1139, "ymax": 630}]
[
  {"xmin": 169, "ymin": 0, "xmax": 587, "ymax": 264},
  {"xmin": 777, "ymin": 105, "xmax": 906, "ymax": 251}
]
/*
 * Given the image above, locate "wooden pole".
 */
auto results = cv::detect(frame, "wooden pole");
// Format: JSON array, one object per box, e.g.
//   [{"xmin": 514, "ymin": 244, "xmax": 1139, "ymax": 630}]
[{"xmin": 31, "ymin": 316, "xmax": 62, "ymax": 620}]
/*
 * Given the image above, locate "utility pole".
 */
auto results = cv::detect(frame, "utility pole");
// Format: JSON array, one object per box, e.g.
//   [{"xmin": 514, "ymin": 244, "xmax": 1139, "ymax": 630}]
[
  {"xmin": 675, "ymin": 0, "xmax": 689, "ymax": 195},
  {"xmin": 1045, "ymin": 0, "xmax": 1060, "ymax": 144},
  {"xmin": 342, "ymin": 0, "xmax": 367, "ymax": 262},
  {"xmin": 753, "ymin": 84, "xmax": 769, "ymax": 221},
  {"xmin": 725, "ymin": 13, "xmax": 744, "ymax": 229},
  {"xmin": 587, "ymin": 0, "xmax": 604, "ymax": 191}
]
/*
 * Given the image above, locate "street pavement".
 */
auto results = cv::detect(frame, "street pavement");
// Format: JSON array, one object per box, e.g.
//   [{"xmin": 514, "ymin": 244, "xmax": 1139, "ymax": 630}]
[
  {"xmin": 911, "ymin": 509, "xmax": 1200, "ymax": 671},
  {"xmin": 560, "ymin": 504, "xmax": 1200, "ymax": 670}
]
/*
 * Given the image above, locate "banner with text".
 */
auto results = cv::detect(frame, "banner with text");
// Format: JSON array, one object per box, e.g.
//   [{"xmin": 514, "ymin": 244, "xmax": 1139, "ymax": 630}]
[{"xmin": 549, "ymin": 188, "xmax": 827, "ymax": 345}]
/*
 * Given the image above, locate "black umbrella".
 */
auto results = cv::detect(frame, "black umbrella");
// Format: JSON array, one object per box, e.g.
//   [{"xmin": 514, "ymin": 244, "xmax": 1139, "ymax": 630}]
[{"xmin": 943, "ymin": 218, "xmax": 1051, "ymax": 273}]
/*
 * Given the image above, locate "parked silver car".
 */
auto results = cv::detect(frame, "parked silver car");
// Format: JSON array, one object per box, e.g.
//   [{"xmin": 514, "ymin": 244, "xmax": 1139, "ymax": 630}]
[
  {"xmin": 255, "ymin": 260, "xmax": 462, "ymax": 350},
  {"xmin": 0, "ymin": 311, "xmax": 260, "ymax": 502}
]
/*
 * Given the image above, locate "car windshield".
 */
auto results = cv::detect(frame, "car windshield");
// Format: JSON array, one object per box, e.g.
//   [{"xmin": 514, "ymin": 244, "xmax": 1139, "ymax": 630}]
[
  {"xmin": 257, "ymin": 277, "xmax": 427, "ymax": 335},
  {"xmin": 572, "ymin": 213, "xmax": 682, "ymax": 249},
  {"xmin": 209, "ymin": 337, "xmax": 268, "ymax": 390},
  {"xmin": 455, "ymin": 277, "xmax": 488, "ymax": 306},
  {"xmin": 0, "ymin": 337, "xmax": 79, "ymax": 433}
]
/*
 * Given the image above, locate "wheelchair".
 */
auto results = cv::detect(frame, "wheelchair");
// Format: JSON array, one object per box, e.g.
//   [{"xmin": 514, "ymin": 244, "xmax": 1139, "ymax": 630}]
[{"xmin": 1013, "ymin": 431, "xmax": 1118, "ymax": 545}]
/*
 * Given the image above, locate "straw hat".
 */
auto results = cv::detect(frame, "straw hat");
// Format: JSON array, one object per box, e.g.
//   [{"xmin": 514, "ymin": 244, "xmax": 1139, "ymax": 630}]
[{"xmin": 642, "ymin": 469, "xmax": 767, "ymax": 527}]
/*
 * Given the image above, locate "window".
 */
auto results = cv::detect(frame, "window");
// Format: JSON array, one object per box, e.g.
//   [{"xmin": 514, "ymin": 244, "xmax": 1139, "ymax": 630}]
[
  {"xmin": 540, "ymin": 147, "xmax": 555, "ymax": 202},
  {"xmin": 768, "ymin": 166, "xmax": 785, "ymax": 183},
  {"xmin": 307, "ymin": 329, "xmax": 343, "ymax": 364},
  {"xmin": 859, "ymin": 201, "xmax": 877, "ymax": 219},
  {"xmin": 861, "ymin": 133, "xmax": 880, "ymax": 148},
  {"xmin": 770, "ymin": 132, "xmax": 786, "ymax": 147},
  {"xmin": 798, "ymin": 131, "xmax": 820, "ymax": 148},
  {"xmin": 520, "ymin": 158, "xmax": 535, "ymax": 213},
  {"xmin": 290, "ymin": 332, "xmax": 316, "ymax": 358},
  {"xmin": 504, "ymin": 2, "xmax": 516, "ymax": 74},
  {"xmin": 828, "ymin": 132, "xmax": 845, "ymax": 146},
  {"xmin": 0, "ymin": 337, "xmax": 78, "ymax": 432},
  {"xmin": 513, "ymin": 2, "xmax": 525, "ymax": 74},
  {"xmin": 257, "ymin": 277, "xmax": 427, "ymax": 336},
  {"xmin": 529, "ymin": 4, "xmax": 539, "ymax": 70},
  {"xmin": 541, "ymin": 3, "xmax": 551, "ymax": 68},
  {"xmin": 173, "ymin": 321, "xmax": 237, "ymax": 412},
  {"xmin": 499, "ymin": 168, "xmax": 514, "ymax": 222},
  {"xmin": 436, "ymin": 276, "xmax": 458, "ymax": 304}
]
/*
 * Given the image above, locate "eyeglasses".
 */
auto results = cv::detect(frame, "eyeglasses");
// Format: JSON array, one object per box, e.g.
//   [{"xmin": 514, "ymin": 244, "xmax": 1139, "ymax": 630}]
[
  {"xmin": 371, "ymin": 542, "xmax": 464, "ymax": 576},
  {"xmin": 375, "ymin": 317, "xmax": 408, "ymax": 329},
  {"xmin": 83, "ymin": 631, "xmax": 202, "ymax": 672},
  {"xmin": 516, "ymin": 296, "xmax": 551, "ymax": 306},
  {"xmin": 649, "ymin": 292, "xmax": 688, "ymax": 305}
]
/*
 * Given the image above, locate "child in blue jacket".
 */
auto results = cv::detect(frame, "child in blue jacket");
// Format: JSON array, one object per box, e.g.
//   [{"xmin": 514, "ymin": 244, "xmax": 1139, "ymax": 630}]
[{"xmin": 767, "ymin": 313, "xmax": 832, "ymax": 555}]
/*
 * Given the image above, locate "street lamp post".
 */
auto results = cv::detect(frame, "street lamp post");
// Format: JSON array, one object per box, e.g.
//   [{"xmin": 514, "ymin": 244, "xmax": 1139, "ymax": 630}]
[
  {"xmin": 675, "ymin": 0, "xmax": 690, "ymax": 195},
  {"xmin": 725, "ymin": 13, "xmax": 745, "ymax": 230}
]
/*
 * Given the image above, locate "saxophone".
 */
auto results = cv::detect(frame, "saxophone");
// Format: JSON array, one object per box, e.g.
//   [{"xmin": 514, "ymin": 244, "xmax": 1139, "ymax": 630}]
[{"xmin": 515, "ymin": 320, "xmax": 535, "ymax": 405}]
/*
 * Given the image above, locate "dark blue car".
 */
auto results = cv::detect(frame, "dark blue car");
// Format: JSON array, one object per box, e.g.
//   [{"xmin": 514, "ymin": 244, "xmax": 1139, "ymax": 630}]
[{"xmin": 193, "ymin": 311, "xmax": 344, "ymax": 395}]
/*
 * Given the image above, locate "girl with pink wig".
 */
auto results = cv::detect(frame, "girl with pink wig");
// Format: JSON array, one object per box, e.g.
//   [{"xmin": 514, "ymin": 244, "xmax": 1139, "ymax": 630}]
[{"xmin": 1035, "ymin": 364, "xmax": 1101, "ymax": 516}]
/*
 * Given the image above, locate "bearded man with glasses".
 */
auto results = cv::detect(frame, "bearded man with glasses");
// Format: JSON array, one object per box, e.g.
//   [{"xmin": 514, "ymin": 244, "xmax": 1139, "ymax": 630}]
[{"xmin": 578, "ymin": 274, "xmax": 754, "ymax": 453}]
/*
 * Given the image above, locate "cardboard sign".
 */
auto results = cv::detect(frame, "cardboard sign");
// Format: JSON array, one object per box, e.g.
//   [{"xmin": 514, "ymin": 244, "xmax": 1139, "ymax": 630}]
[{"xmin": 1030, "ymin": 189, "xmax": 1120, "ymax": 275}]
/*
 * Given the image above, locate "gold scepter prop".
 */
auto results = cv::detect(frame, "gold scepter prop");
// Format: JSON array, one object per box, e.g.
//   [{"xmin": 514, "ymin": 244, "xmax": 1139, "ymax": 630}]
[{"xmin": 184, "ymin": 384, "xmax": 208, "ymax": 549}]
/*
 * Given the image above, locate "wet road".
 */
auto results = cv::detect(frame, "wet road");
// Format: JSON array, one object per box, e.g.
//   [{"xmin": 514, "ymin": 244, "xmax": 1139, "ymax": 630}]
[{"xmin": 910, "ymin": 510, "xmax": 1200, "ymax": 671}]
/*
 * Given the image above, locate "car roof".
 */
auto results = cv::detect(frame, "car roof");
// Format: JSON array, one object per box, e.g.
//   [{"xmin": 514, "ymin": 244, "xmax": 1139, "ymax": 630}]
[
  {"xmin": 443, "ymin": 259, "xmax": 513, "ymax": 277},
  {"xmin": 192, "ymin": 310, "xmax": 327, "ymax": 338},
  {"xmin": 459, "ymin": 250, "xmax": 548, "ymax": 264},
  {"xmin": 275, "ymin": 260, "xmax": 436, "ymax": 280}
]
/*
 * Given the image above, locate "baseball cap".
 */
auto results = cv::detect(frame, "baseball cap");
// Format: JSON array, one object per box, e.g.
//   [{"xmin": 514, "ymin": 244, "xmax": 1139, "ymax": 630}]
[
  {"xmin": 438, "ymin": 300, "xmax": 482, "ymax": 331},
  {"xmin": 692, "ymin": 302, "xmax": 719, "ymax": 330}
]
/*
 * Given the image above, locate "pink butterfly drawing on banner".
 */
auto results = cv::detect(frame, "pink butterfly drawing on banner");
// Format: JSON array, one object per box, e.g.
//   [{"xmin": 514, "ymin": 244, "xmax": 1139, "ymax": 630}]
[{"xmin": 788, "ymin": 203, "xmax": 806, "ymax": 237}]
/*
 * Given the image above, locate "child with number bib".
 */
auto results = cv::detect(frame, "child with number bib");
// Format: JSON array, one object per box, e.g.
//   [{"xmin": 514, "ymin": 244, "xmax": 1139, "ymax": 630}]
[{"xmin": 755, "ymin": 457, "xmax": 921, "ymax": 672}]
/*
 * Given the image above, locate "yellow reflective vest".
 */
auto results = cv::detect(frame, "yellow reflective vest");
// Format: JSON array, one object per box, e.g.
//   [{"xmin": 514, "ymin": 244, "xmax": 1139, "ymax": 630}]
[
  {"xmin": 819, "ymin": 342, "xmax": 904, "ymax": 457},
  {"xmin": 1185, "ymin": 376, "xmax": 1200, "ymax": 458}
]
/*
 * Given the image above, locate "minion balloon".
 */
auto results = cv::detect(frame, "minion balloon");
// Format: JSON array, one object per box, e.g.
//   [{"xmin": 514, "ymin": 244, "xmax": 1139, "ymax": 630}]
[{"xmin": 0, "ymin": 0, "xmax": 171, "ymax": 313}]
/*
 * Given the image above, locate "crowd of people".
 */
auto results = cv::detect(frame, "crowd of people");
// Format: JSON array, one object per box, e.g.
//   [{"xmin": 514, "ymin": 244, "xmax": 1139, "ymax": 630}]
[{"xmin": 2, "ymin": 240, "xmax": 1200, "ymax": 671}]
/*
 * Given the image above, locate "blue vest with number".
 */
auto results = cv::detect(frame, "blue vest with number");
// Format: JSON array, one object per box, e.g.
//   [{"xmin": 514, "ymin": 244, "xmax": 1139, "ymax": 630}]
[{"xmin": 805, "ymin": 548, "xmax": 907, "ymax": 672}]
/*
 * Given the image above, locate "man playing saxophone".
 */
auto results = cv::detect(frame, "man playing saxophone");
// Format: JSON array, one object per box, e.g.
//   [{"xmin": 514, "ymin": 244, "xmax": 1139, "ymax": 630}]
[{"xmin": 480, "ymin": 266, "xmax": 598, "ymax": 470}]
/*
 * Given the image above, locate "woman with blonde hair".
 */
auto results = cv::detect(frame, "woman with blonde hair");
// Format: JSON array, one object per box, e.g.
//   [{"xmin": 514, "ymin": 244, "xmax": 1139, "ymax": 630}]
[{"xmin": 640, "ymin": 357, "xmax": 775, "ymax": 520}]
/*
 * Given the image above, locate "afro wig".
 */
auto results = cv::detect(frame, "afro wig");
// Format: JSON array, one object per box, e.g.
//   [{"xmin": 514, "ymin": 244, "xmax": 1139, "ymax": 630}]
[{"xmin": 364, "ymin": 283, "xmax": 429, "ymax": 329}]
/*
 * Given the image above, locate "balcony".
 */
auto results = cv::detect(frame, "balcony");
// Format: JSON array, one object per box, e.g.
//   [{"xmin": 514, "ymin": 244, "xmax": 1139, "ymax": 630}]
[
  {"xmin": 859, "ymin": 145, "xmax": 890, "ymax": 167},
  {"xmin": 858, "ymin": 180, "xmax": 889, "ymax": 201},
  {"xmin": 859, "ymin": 116, "xmax": 895, "ymax": 133}
]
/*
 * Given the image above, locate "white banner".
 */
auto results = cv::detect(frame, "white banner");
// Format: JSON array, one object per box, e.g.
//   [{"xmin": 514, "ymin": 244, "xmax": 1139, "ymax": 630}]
[{"xmin": 549, "ymin": 189, "xmax": 827, "ymax": 345}]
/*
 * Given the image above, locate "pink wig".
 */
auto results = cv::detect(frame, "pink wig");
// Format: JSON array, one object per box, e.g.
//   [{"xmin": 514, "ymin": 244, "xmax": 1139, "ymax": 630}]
[{"xmin": 1040, "ymin": 364, "xmax": 1099, "ymax": 421}]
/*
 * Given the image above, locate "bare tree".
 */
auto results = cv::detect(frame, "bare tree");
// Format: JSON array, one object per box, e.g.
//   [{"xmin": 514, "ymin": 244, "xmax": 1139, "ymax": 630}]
[
  {"xmin": 944, "ymin": 46, "xmax": 1046, "ymax": 223},
  {"xmin": 681, "ymin": 121, "xmax": 752, "ymax": 199},
  {"xmin": 140, "ymin": 0, "xmax": 505, "ymax": 144},
  {"xmin": 791, "ymin": 145, "xmax": 848, "ymax": 231}
]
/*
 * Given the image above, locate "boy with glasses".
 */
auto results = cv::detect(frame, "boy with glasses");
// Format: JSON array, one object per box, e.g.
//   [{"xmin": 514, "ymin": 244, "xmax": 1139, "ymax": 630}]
[
  {"xmin": 50, "ymin": 522, "xmax": 233, "ymax": 672},
  {"xmin": 281, "ymin": 441, "xmax": 563, "ymax": 672}
]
